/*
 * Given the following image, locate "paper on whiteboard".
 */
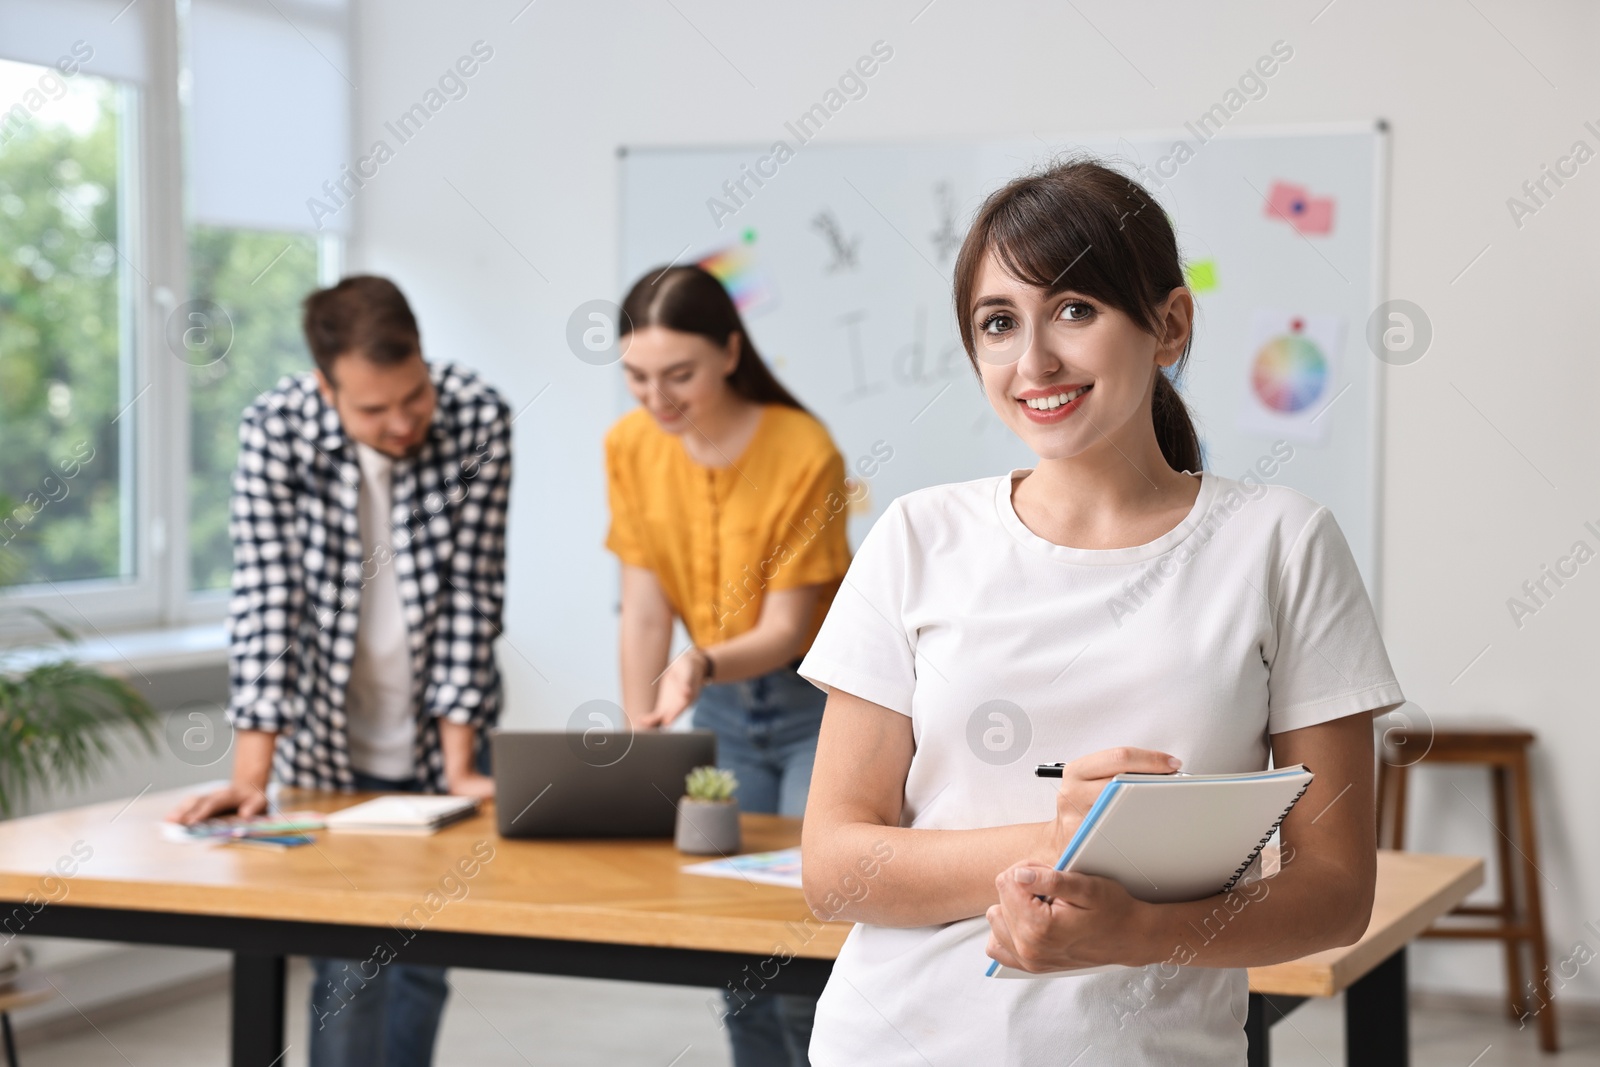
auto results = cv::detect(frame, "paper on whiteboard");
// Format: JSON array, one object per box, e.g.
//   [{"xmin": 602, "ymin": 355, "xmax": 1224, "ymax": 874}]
[{"xmin": 1237, "ymin": 309, "xmax": 1345, "ymax": 445}]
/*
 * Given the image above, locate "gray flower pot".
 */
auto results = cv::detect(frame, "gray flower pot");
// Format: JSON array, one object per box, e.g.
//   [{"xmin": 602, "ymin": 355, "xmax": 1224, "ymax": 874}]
[{"xmin": 675, "ymin": 797, "xmax": 741, "ymax": 854}]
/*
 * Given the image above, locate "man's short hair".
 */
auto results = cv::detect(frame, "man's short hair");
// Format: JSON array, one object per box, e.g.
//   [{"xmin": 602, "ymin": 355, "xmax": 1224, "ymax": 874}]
[{"xmin": 302, "ymin": 275, "xmax": 420, "ymax": 380}]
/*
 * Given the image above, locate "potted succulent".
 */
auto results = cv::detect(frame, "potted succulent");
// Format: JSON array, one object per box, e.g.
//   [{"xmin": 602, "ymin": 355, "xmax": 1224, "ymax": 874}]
[
  {"xmin": 0, "ymin": 498, "xmax": 158, "ymax": 975},
  {"xmin": 675, "ymin": 765, "xmax": 741, "ymax": 855}
]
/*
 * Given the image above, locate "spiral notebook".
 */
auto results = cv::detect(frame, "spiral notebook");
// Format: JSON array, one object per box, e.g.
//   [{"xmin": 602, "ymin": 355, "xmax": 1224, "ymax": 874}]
[{"xmin": 986, "ymin": 764, "xmax": 1314, "ymax": 979}]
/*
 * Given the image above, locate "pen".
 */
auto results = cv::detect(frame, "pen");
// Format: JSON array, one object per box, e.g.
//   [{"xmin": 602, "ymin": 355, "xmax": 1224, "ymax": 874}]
[{"xmin": 1033, "ymin": 763, "xmax": 1192, "ymax": 778}]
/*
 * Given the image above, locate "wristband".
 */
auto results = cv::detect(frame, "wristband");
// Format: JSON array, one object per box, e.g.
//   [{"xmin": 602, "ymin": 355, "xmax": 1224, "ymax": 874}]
[{"xmin": 700, "ymin": 648, "xmax": 716, "ymax": 683}]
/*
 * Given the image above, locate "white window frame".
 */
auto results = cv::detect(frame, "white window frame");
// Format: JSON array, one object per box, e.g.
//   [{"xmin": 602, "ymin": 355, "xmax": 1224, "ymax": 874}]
[{"xmin": 1, "ymin": 0, "xmax": 347, "ymax": 637}]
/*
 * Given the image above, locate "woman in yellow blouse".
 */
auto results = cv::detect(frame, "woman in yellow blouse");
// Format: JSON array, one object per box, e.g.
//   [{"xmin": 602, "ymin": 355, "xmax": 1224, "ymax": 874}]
[{"xmin": 605, "ymin": 264, "xmax": 851, "ymax": 1066}]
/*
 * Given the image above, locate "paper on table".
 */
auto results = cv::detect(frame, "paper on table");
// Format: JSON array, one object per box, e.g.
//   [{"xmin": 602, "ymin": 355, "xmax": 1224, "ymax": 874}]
[{"xmin": 682, "ymin": 847, "xmax": 803, "ymax": 889}]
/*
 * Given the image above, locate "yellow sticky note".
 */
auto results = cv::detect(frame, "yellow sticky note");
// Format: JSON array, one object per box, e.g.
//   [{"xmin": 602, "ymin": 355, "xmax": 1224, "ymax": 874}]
[{"xmin": 1185, "ymin": 259, "xmax": 1218, "ymax": 293}]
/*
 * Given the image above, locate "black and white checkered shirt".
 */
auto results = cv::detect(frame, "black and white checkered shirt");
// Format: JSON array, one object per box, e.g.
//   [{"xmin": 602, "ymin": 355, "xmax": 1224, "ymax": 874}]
[{"xmin": 226, "ymin": 362, "xmax": 511, "ymax": 793}]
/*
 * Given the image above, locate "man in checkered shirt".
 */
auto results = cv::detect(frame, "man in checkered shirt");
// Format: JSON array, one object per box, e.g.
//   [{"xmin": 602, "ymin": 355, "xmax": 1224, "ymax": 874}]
[{"xmin": 170, "ymin": 275, "xmax": 510, "ymax": 1067}]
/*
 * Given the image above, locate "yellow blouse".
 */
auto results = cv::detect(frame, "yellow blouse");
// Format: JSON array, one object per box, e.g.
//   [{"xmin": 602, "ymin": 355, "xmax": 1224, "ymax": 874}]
[{"xmin": 604, "ymin": 403, "xmax": 852, "ymax": 653}]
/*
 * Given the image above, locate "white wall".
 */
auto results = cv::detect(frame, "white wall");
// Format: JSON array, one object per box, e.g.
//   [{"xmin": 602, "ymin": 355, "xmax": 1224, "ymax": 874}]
[{"xmin": 346, "ymin": 0, "xmax": 1600, "ymax": 1008}]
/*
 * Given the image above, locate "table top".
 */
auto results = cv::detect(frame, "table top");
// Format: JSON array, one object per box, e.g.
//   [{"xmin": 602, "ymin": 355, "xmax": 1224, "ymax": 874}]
[
  {"xmin": 0, "ymin": 788, "xmax": 848, "ymax": 960},
  {"xmin": 1247, "ymin": 850, "xmax": 1483, "ymax": 997},
  {"xmin": 0, "ymin": 788, "xmax": 1481, "ymax": 990}
]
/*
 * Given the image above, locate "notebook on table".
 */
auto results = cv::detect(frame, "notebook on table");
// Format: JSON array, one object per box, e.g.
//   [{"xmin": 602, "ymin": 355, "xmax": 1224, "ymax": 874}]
[
  {"xmin": 987, "ymin": 764, "xmax": 1315, "ymax": 979},
  {"xmin": 323, "ymin": 795, "xmax": 480, "ymax": 835}
]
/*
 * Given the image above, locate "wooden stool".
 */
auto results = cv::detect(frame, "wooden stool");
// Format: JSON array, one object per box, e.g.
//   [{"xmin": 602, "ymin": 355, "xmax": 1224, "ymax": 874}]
[
  {"xmin": 1376, "ymin": 725, "xmax": 1558, "ymax": 1052},
  {"xmin": 0, "ymin": 972, "xmax": 55, "ymax": 1067}
]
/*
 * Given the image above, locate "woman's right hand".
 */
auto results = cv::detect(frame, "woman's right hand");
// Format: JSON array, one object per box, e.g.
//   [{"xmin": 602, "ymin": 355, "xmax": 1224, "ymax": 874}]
[
  {"xmin": 165, "ymin": 782, "xmax": 270, "ymax": 826},
  {"xmin": 640, "ymin": 646, "xmax": 709, "ymax": 730},
  {"xmin": 1039, "ymin": 747, "xmax": 1183, "ymax": 862}
]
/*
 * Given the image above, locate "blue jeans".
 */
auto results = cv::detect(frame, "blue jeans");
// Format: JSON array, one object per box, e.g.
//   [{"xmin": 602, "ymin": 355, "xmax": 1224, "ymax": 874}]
[
  {"xmin": 308, "ymin": 771, "xmax": 450, "ymax": 1067},
  {"xmin": 693, "ymin": 662, "xmax": 824, "ymax": 818},
  {"xmin": 693, "ymin": 662, "xmax": 824, "ymax": 1067}
]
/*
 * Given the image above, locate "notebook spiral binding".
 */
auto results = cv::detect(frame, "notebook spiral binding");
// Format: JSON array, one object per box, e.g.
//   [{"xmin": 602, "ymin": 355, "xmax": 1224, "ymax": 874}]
[{"xmin": 1219, "ymin": 776, "xmax": 1313, "ymax": 893}]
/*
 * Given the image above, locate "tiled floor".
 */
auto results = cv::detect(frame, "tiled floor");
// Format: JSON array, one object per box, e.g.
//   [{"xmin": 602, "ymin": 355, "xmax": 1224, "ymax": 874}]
[
  {"xmin": 14, "ymin": 961, "xmax": 1598, "ymax": 1065},
  {"xmin": 1267, "ymin": 991, "xmax": 1594, "ymax": 1067},
  {"xmin": 18, "ymin": 961, "xmax": 732, "ymax": 1067}
]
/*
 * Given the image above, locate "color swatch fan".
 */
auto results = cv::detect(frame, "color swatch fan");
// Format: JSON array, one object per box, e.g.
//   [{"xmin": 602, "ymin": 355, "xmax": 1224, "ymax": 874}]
[{"xmin": 698, "ymin": 228, "xmax": 777, "ymax": 315}]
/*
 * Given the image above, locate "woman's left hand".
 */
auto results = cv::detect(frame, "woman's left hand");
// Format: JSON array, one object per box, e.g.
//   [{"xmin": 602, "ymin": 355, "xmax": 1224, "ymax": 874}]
[
  {"xmin": 642, "ymin": 647, "xmax": 709, "ymax": 729},
  {"xmin": 985, "ymin": 863, "xmax": 1154, "ymax": 973}
]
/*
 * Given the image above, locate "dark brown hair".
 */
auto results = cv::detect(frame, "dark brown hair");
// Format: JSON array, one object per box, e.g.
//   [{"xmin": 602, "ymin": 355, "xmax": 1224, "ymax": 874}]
[
  {"xmin": 619, "ymin": 265, "xmax": 805, "ymax": 412},
  {"xmin": 302, "ymin": 275, "xmax": 421, "ymax": 380},
  {"xmin": 952, "ymin": 157, "xmax": 1202, "ymax": 473}
]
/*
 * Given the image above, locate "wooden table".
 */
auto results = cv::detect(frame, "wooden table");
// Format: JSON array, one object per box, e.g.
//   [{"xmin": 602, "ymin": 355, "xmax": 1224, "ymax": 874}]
[
  {"xmin": 1246, "ymin": 850, "xmax": 1483, "ymax": 1066},
  {"xmin": 0, "ymin": 788, "xmax": 843, "ymax": 1067},
  {"xmin": 0, "ymin": 789, "xmax": 1480, "ymax": 1067}
]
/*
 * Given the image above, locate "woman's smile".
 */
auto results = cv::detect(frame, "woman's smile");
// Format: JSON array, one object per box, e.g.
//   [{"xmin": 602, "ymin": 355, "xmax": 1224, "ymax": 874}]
[{"xmin": 1015, "ymin": 383, "xmax": 1093, "ymax": 423}]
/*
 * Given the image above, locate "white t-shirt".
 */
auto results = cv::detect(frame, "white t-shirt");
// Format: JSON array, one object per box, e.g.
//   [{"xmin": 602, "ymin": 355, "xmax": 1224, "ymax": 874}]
[
  {"xmin": 797, "ymin": 469, "xmax": 1404, "ymax": 1067},
  {"xmin": 345, "ymin": 443, "xmax": 417, "ymax": 781}
]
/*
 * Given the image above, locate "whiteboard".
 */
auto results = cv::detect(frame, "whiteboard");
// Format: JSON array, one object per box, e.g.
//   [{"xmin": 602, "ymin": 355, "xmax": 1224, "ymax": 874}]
[{"xmin": 619, "ymin": 124, "xmax": 1387, "ymax": 590}]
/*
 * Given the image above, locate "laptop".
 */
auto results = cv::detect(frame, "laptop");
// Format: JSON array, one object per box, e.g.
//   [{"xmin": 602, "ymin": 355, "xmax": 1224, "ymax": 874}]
[{"xmin": 490, "ymin": 728, "xmax": 717, "ymax": 838}]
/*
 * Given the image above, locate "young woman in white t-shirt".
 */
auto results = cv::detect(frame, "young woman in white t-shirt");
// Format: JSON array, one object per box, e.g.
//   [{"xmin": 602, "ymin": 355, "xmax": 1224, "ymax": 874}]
[{"xmin": 797, "ymin": 159, "xmax": 1404, "ymax": 1065}]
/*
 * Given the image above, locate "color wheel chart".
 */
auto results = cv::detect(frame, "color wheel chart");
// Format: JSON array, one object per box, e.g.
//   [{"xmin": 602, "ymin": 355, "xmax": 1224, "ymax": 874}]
[
  {"xmin": 1237, "ymin": 309, "xmax": 1347, "ymax": 448},
  {"xmin": 1251, "ymin": 319, "xmax": 1329, "ymax": 414}
]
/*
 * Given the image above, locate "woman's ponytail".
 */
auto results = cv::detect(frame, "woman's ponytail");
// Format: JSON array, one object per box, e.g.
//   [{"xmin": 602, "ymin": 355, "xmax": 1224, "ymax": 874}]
[{"xmin": 1152, "ymin": 372, "xmax": 1202, "ymax": 473}]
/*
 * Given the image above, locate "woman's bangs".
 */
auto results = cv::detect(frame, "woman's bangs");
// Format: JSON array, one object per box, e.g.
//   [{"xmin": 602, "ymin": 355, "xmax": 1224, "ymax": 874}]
[{"xmin": 985, "ymin": 192, "xmax": 1113, "ymax": 301}]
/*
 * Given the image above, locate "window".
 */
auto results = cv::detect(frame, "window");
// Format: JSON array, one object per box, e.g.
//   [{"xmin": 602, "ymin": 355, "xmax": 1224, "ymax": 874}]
[
  {"xmin": 0, "ymin": 60, "xmax": 135, "ymax": 589},
  {"xmin": 0, "ymin": 0, "xmax": 350, "ymax": 630},
  {"xmin": 186, "ymin": 229, "xmax": 333, "ymax": 591}
]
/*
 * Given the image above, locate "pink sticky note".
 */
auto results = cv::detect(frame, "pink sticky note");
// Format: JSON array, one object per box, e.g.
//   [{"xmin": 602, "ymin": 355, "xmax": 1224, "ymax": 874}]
[
  {"xmin": 1265, "ymin": 181, "xmax": 1308, "ymax": 222},
  {"xmin": 1294, "ymin": 196, "xmax": 1335, "ymax": 235},
  {"xmin": 1264, "ymin": 181, "xmax": 1336, "ymax": 236}
]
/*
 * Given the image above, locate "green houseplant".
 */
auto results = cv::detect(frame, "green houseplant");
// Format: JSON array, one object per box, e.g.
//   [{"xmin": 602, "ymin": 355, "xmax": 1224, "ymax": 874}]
[
  {"xmin": 675, "ymin": 765, "xmax": 741, "ymax": 855},
  {"xmin": 0, "ymin": 494, "xmax": 158, "ymax": 820},
  {"xmin": 684, "ymin": 765, "xmax": 738, "ymax": 804},
  {"xmin": 0, "ymin": 496, "xmax": 156, "ymax": 977}
]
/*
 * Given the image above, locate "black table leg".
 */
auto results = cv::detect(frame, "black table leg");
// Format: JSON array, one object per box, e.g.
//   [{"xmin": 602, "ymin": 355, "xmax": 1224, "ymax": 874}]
[
  {"xmin": 231, "ymin": 952, "xmax": 286, "ymax": 1067},
  {"xmin": 1246, "ymin": 993, "xmax": 1307, "ymax": 1067},
  {"xmin": 1346, "ymin": 946, "xmax": 1408, "ymax": 1066},
  {"xmin": 3, "ymin": 1011, "xmax": 18, "ymax": 1067},
  {"xmin": 1246, "ymin": 994, "xmax": 1271, "ymax": 1067}
]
